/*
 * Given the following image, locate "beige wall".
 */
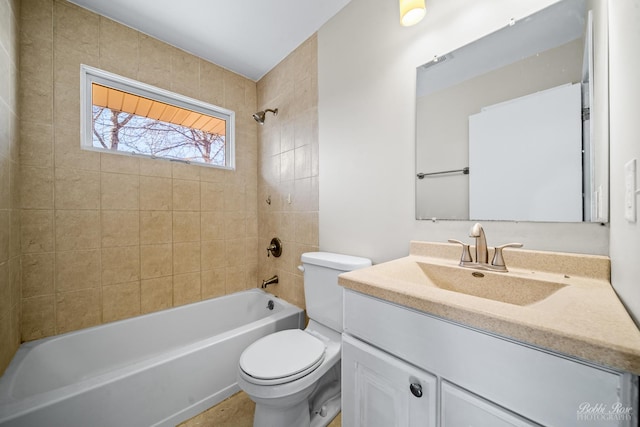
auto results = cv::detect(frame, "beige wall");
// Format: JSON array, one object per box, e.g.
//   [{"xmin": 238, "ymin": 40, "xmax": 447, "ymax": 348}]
[
  {"xmin": 19, "ymin": 0, "xmax": 258, "ymax": 341},
  {"xmin": 0, "ymin": 0, "xmax": 21, "ymax": 375},
  {"xmin": 256, "ymin": 35, "xmax": 319, "ymax": 310}
]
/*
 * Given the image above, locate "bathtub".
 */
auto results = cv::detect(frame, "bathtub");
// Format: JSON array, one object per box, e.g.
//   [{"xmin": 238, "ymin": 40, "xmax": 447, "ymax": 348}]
[{"xmin": 0, "ymin": 289, "xmax": 304, "ymax": 427}]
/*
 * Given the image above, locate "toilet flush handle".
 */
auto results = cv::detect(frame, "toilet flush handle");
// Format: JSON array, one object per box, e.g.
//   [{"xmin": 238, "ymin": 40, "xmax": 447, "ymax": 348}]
[{"xmin": 297, "ymin": 265, "xmax": 305, "ymax": 272}]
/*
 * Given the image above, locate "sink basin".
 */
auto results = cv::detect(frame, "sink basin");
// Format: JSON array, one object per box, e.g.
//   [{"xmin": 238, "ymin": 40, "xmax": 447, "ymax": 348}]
[{"xmin": 404, "ymin": 262, "xmax": 567, "ymax": 306}]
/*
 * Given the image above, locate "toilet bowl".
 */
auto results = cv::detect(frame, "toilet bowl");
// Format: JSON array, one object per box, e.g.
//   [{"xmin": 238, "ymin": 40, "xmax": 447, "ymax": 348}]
[{"xmin": 237, "ymin": 252, "xmax": 372, "ymax": 427}]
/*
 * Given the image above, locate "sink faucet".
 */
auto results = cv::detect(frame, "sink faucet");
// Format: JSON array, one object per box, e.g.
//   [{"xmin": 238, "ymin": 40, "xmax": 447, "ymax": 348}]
[
  {"xmin": 449, "ymin": 223, "xmax": 523, "ymax": 272},
  {"xmin": 469, "ymin": 223, "xmax": 488, "ymax": 265}
]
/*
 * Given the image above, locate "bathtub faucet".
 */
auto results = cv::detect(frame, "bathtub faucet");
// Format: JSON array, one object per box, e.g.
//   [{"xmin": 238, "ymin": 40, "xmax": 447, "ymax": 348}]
[{"xmin": 261, "ymin": 275, "xmax": 279, "ymax": 288}]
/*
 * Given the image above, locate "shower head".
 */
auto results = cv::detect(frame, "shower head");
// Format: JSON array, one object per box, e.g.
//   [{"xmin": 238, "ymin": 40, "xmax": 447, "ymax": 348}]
[{"xmin": 252, "ymin": 108, "xmax": 278, "ymax": 125}]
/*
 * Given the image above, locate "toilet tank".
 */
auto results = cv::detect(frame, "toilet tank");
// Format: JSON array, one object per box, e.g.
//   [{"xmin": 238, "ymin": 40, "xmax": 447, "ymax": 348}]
[{"xmin": 300, "ymin": 252, "xmax": 372, "ymax": 332}]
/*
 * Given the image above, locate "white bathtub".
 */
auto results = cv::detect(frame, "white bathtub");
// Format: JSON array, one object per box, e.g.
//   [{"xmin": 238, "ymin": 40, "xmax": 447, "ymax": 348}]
[{"xmin": 0, "ymin": 289, "xmax": 304, "ymax": 427}]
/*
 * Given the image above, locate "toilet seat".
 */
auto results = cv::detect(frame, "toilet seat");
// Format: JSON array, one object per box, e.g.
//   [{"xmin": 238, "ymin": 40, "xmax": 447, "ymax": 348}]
[{"xmin": 239, "ymin": 329, "xmax": 326, "ymax": 386}]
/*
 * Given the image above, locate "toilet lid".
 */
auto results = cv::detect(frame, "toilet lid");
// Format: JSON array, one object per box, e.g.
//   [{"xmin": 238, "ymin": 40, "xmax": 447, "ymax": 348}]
[{"xmin": 240, "ymin": 329, "xmax": 326, "ymax": 381}]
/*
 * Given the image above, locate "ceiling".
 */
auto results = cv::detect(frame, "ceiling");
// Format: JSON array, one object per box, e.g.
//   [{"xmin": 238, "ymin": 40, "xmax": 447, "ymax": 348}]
[{"xmin": 67, "ymin": 0, "xmax": 352, "ymax": 81}]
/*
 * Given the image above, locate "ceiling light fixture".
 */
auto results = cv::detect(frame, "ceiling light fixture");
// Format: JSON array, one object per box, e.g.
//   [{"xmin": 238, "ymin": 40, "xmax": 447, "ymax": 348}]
[{"xmin": 400, "ymin": 0, "xmax": 426, "ymax": 27}]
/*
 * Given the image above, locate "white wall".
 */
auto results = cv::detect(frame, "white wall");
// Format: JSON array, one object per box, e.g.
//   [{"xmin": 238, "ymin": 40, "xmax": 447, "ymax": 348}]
[
  {"xmin": 318, "ymin": 0, "xmax": 608, "ymax": 264},
  {"xmin": 609, "ymin": 0, "xmax": 640, "ymax": 323}
]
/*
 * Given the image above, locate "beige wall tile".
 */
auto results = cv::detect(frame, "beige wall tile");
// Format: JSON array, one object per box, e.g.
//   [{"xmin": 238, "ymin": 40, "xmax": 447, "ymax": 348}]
[
  {"xmin": 200, "ymin": 212, "xmax": 225, "ymax": 240},
  {"xmin": 18, "ymin": 2, "xmax": 261, "ymax": 344},
  {"xmin": 199, "ymin": 60, "xmax": 224, "ymax": 106},
  {"xmin": 141, "ymin": 276, "xmax": 172, "ymax": 313},
  {"xmin": 140, "ymin": 243, "xmax": 172, "ymax": 279},
  {"xmin": 21, "ymin": 252, "xmax": 54, "ymax": 298},
  {"xmin": 54, "ymin": 167, "xmax": 100, "ymax": 209},
  {"xmin": 201, "ymin": 240, "xmax": 226, "ymax": 271},
  {"xmin": 55, "ymin": 209, "xmax": 100, "ymax": 251},
  {"xmin": 55, "ymin": 249, "xmax": 100, "ymax": 292},
  {"xmin": 224, "ymin": 212, "xmax": 246, "ymax": 240},
  {"xmin": 0, "ymin": 262, "xmax": 10, "ymax": 318},
  {"xmin": 101, "ymin": 153, "xmax": 139, "ymax": 175},
  {"xmin": 173, "ymin": 241, "xmax": 200, "ymax": 274},
  {"xmin": 53, "ymin": 0, "xmax": 99, "ymax": 56},
  {"xmin": 20, "ymin": 122, "xmax": 53, "ymax": 168},
  {"xmin": 101, "ymin": 210, "xmax": 139, "ymax": 247},
  {"xmin": 225, "ymin": 265, "xmax": 247, "ymax": 294},
  {"xmin": 21, "ymin": 295, "xmax": 55, "ymax": 341},
  {"xmin": 173, "ymin": 272, "xmax": 200, "ymax": 306},
  {"xmin": 173, "ymin": 179, "xmax": 200, "ymax": 211},
  {"xmin": 173, "ymin": 211, "xmax": 200, "ymax": 243},
  {"xmin": 224, "ymin": 184, "xmax": 245, "ymax": 212},
  {"xmin": 101, "ymin": 245, "xmax": 140, "ymax": 285},
  {"xmin": 138, "ymin": 34, "xmax": 171, "ymax": 90},
  {"xmin": 140, "ymin": 210, "xmax": 172, "ymax": 244},
  {"xmin": 20, "ymin": 166, "xmax": 52, "ymax": 209},
  {"xmin": 139, "ymin": 157, "xmax": 172, "ymax": 177},
  {"xmin": 225, "ymin": 239, "xmax": 245, "ymax": 267},
  {"xmin": 201, "ymin": 182, "xmax": 224, "ymax": 211},
  {"xmin": 172, "ymin": 162, "xmax": 200, "ymax": 181},
  {"xmin": 101, "ymin": 172, "xmax": 139, "ymax": 210},
  {"xmin": 54, "ymin": 123, "xmax": 100, "ymax": 171},
  {"xmin": 0, "ymin": 211, "xmax": 9, "ymax": 263},
  {"xmin": 140, "ymin": 176, "xmax": 172, "ymax": 211},
  {"xmin": 201, "ymin": 268, "xmax": 225, "ymax": 300},
  {"xmin": 21, "ymin": 0, "xmax": 54, "ymax": 44},
  {"xmin": 55, "ymin": 288, "xmax": 101, "ymax": 334},
  {"xmin": 103, "ymin": 281, "xmax": 140, "ymax": 323},
  {"xmin": 98, "ymin": 18, "xmax": 139, "ymax": 78},
  {"xmin": 21, "ymin": 209, "xmax": 53, "ymax": 253}
]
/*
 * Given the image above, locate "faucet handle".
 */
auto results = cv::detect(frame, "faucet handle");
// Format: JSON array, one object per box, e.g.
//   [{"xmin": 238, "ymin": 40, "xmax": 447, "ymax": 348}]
[
  {"xmin": 491, "ymin": 243, "xmax": 523, "ymax": 271},
  {"xmin": 448, "ymin": 239, "xmax": 473, "ymax": 265}
]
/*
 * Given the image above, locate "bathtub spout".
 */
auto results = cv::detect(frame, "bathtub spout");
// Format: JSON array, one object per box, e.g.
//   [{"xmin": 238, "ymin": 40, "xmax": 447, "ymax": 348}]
[{"xmin": 261, "ymin": 275, "xmax": 279, "ymax": 288}]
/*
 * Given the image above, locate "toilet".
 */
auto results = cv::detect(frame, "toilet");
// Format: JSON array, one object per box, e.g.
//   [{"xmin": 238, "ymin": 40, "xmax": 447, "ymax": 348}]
[{"xmin": 237, "ymin": 252, "xmax": 372, "ymax": 427}]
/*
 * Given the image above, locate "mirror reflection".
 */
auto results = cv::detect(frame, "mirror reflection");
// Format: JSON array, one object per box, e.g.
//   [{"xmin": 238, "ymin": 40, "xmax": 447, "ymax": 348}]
[{"xmin": 415, "ymin": 0, "xmax": 608, "ymax": 222}]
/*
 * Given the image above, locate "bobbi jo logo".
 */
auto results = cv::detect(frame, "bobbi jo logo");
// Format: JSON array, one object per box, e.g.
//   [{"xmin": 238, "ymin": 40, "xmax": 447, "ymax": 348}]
[{"xmin": 576, "ymin": 402, "xmax": 633, "ymax": 422}]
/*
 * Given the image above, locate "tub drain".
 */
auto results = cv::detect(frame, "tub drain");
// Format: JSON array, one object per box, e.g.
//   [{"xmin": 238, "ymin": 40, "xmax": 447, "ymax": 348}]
[{"xmin": 267, "ymin": 300, "xmax": 275, "ymax": 310}]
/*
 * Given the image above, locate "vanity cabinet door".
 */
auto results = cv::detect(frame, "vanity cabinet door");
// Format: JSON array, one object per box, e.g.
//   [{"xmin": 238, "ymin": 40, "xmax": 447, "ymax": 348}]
[
  {"xmin": 441, "ymin": 381, "xmax": 539, "ymax": 427},
  {"xmin": 342, "ymin": 334, "xmax": 437, "ymax": 427}
]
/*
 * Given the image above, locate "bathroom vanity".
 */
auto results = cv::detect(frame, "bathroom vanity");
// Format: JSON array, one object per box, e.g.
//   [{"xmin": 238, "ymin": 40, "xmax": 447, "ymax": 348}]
[{"xmin": 339, "ymin": 242, "xmax": 640, "ymax": 427}]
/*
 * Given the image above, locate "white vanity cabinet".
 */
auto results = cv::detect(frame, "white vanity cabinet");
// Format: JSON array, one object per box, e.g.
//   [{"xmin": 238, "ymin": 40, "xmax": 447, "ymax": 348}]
[
  {"xmin": 342, "ymin": 290, "xmax": 639, "ymax": 427},
  {"xmin": 342, "ymin": 334, "xmax": 437, "ymax": 427}
]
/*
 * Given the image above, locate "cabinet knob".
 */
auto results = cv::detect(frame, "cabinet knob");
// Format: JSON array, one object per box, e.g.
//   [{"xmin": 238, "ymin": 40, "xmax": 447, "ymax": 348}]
[{"xmin": 409, "ymin": 382, "xmax": 423, "ymax": 398}]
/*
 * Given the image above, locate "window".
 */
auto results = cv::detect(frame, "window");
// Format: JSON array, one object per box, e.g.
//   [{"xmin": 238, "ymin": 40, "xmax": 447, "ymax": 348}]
[{"xmin": 80, "ymin": 65, "xmax": 235, "ymax": 169}]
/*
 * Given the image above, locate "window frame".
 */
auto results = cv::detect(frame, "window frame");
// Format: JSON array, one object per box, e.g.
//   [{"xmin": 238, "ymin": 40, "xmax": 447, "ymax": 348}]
[{"xmin": 80, "ymin": 64, "xmax": 235, "ymax": 170}]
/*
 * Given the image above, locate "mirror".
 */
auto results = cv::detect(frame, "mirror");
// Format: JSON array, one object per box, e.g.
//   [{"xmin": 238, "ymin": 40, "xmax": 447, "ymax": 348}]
[{"xmin": 415, "ymin": 0, "xmax": 608, "ymax": 222}]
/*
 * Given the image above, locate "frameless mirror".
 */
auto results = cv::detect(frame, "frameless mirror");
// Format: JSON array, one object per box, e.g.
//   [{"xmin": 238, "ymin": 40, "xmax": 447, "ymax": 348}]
[{"xmin": 415, "ymin": 0, "xmax": 608, "ymax": 222}]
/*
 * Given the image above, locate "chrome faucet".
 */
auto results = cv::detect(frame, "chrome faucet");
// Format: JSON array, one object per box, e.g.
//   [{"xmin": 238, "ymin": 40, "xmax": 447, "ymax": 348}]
[
  {"xmin": 449, "ymin": 223, "xmax": 523, "ymax": 272},
  {"xmin": 261, "ymin": 275, "xmax": 279, "ymax": 288}
]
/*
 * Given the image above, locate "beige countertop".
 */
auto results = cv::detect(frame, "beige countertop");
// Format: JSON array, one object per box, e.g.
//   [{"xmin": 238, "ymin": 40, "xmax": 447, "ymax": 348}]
[{"xmin": 338, "ymin": 241, "xmax": 640, "ymax": 375}]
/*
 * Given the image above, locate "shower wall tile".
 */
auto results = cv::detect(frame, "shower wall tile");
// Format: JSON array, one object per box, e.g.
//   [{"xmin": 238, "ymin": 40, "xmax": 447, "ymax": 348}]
[
  {"xmin": 101, "ymin": 246, "xmax": 140, "ymax": 286},
  {"xmin": 21, "ymin": 209, "xmax": 53, "ymax": 253},
  {"xmin": 101, "ymin": 210, "xmax": 140, "ymax": 248},
  {"xmin": 102, "ymin": 281, "xmax": 141, "ymax": 323},
  {"xmin": 257, "ymin": 34, "xmax": 319, "ymax": 310},
  {"xmin": 140, "ymin": 243, "xmax": 172, "ymax": 279},
  {"xmin": 1, "ymin": 0, "xmax": 21, "ymax": 376},
  {"xmin": 173, "ymin": 272, "xmax": 201, "ymax": 306},
  {"xmin": 55, "ymin": 288, "xmax": 101, "ymax": 333},
  {"xmin": 140, "ymin": 210, "xmax": 172, "ymax": 245},
  {"xmin": 55, "ymin": 249, "xmax": 100, "ymax": 292},
  {"xmin": 17, "ymin": 0, "xmax": 258, "ymax": 350},
  {"xmin": 141, "ymin": 276, "xmax": 173, "ymax": 313},
  {"xmin": 21, "ymin": 295, "xmax": 55, "ymax": 341},
  {"xmin": 140, "ymin": 176, "xmax": 172, "ymax": 211},
  {"xmin": 21, "ymin": 252, "xmax": 54, "ymax": 297}
]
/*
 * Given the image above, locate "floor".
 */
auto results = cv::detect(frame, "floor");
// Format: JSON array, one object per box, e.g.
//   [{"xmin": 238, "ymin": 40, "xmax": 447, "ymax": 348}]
[{"xmin": 179, "ymin": 391, "xmax": 342, "ymax": 427}]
